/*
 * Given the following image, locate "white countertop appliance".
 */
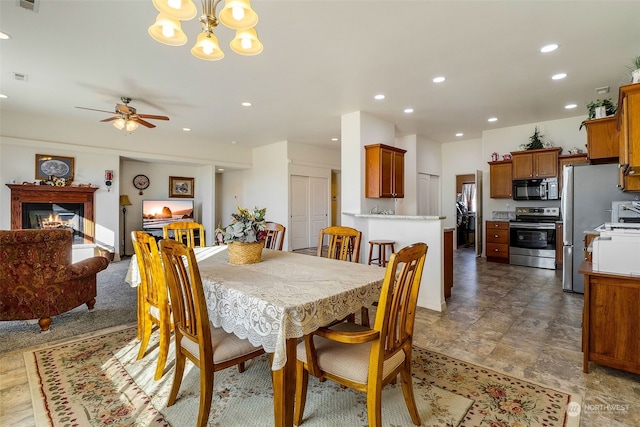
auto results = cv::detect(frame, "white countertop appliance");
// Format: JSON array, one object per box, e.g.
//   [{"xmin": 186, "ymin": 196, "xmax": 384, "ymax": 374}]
[{"xmin": 591, "ymin": 223, "xmax": 640, "ymax": 276}]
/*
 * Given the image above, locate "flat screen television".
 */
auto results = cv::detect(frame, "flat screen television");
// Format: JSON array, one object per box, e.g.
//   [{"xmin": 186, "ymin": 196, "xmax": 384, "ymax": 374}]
[{"xmin": 142, "ymin": 200, "xmax": 194, "ymax": 230}]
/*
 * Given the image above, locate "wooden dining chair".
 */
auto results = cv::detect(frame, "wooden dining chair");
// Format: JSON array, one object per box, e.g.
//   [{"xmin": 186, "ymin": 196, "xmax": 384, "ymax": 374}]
[
  {"xmin": 294, "ymin": 243, "xmax": 428, "ymax": 427},
  {"xmin": 163, "ymin": 221, "xmax": 205, "ymax": 248},
  {"xmin": 264, "ymin": 221, "xmax": 286, "ymax": 250},
  {"xmin": 131, "ymin": 231, "xmax": 172, "ymax": 381},
  {"xmin": 159, "ymin": 239, "xmax": 266, "ymax": 427},
  {"xmin": 316, "ymin": 226, "xmax": 361, "ymax": 262}
]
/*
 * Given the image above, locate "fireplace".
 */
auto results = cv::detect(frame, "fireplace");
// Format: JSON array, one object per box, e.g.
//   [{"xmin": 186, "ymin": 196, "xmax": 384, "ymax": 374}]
[{"xmin": 7, "ymin": 184, "xmax": 98, "ymax": 244}]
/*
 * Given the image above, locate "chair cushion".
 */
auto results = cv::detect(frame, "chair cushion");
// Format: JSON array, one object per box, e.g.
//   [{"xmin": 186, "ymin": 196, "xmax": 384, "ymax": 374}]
[
  {"xmin": 296, "ymin": 322, "xmax": 405, "ymax": 384},
  {"xmin": 180, "ymin": 322, "xmax": 261, "ymax": 364}
]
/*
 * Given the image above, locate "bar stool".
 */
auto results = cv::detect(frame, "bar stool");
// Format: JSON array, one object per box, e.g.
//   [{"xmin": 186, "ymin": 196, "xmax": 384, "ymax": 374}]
[{"xmin": 367, "ymin": 240, "xmax": 396, "ymax": 267}]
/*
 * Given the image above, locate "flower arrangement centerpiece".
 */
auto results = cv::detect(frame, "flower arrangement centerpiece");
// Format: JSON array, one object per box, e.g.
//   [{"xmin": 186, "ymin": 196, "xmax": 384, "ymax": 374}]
[{"xmin": 216, "ymin": 206, "xmax": 267, "ymax": 264}]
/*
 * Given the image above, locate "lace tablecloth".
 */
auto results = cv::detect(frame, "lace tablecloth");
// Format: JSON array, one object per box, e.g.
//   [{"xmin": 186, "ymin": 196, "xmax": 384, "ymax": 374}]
[{"xmin": 126, "ymin": 246, "xmax": 385, "ymax": 370}]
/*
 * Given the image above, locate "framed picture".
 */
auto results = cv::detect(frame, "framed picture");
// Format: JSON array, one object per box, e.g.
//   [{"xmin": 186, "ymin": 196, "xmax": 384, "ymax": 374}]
[
  {"xmin": 35, "ymin": 154, "xmax": 75, "ymax": 180},
  {"xmin": 169, "ymin": 176, "xmax": 194, "ymax": 198}
]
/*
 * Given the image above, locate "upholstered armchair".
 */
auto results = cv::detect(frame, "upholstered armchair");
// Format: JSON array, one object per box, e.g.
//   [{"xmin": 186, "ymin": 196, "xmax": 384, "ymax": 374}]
[{"xmin": 0, "ymin": 229, "xmax": 109, "ymax": 332}]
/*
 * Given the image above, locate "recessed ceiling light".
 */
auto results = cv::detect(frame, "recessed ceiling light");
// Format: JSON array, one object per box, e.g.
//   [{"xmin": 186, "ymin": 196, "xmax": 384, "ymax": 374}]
[
  {"xmin": 331, "ymin": 137, "xmax": 338, "ymax": 141},
  {"xmin": 552, "ymin": 73, "xmax": 567, "ymax": 80},
  {"xmin": 231, "ymin": 140, "xmax": 237, "ymax": 144},
  {"xmin": 374, "ymin": 94, "xmax": 385, "ymax": 100},
  {"xmin": 404, "ymin": 108, "xmax": 414, "ymax": 113},
  {"xmin": 456, "ymin": 132, "xmax": 463, "ymax": 137},
  {"xmin": 241, "ymin": 102, "xmax": 252, "ymax": 107},
  {"xmin": 488, "ymin": 117, "xmax": 498, "ymax": 122},
  {"xmin": 540, "ymin": 44, "xmax": 559, "ymax": 53},
  {"xmin": 433, "ymin": 76, "xmax": 446, "ymax": 83},
  {"xmin": 218, "ymin": 168, "xmax": 224, "ymax": 172},
  {"xmin": 565, "ymin": 104, "xmax": 577, "ymax": 109},
  {"xmin": 0, "ymin": 94, "xmax": 7, "ymax": 99},
  {"xmin": 0, "ymin": 31, "xmax": 11, "ymax": 40},
  {"xmin": 182, "ymin": 127, "xmax": 191, "ymax": 131}
]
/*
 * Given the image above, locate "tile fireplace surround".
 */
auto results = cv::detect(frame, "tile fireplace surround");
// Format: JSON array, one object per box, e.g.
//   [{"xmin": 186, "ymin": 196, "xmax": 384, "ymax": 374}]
[{"xmin": 7, "ymin": 184, "xmax": 97, "ymax": 245}]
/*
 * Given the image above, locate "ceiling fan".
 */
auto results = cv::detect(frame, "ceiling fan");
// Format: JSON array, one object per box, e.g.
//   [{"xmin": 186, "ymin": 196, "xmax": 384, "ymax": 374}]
[{"xmin": 76, "ymin": 97, "xmax": 169, "ymax": 130}]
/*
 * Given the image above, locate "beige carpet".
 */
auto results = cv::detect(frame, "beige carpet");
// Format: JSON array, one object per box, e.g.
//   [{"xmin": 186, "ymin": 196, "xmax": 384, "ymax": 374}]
[{"xmin": 24, "ymin": 325, "xmax": 581, "ymax": 426}]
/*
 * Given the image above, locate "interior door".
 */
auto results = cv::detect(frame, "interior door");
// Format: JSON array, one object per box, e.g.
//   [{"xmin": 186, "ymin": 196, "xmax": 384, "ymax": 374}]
[
  {"xmin": 475, "ymin": 169, "xmax": 483, "ymax": 257},
  {"xmin": 309, "ymin": 177, "xmax": 329, "ymax": 247},
  {"xmin": 418, "ymin": 173, "xmax": 440, "ymax": 215},
  {"xmin": 290, "ymin": 175, "xmax": 309, "ymax": 250}
]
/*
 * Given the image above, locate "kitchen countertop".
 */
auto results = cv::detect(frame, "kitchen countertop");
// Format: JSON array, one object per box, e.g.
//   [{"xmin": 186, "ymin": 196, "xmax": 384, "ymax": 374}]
[{"xmin": 344, "ymin": 213, "xmax": 446, "ymax": 220}]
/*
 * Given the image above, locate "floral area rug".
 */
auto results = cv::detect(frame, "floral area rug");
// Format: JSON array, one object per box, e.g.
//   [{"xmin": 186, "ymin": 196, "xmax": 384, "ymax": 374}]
[{"xmin": 24, "ymin": 326, "xmax": 581, "ymax": 426}]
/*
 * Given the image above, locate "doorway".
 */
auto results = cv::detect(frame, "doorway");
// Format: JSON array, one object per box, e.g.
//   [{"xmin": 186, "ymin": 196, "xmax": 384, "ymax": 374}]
[{"xmin": 455, "ymin": 174, "xmax": 478, "ymax": 251}]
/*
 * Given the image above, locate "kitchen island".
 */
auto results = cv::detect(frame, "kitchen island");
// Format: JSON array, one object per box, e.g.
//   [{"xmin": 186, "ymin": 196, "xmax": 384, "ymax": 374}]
[{"xmin": 342, "ymin": 212, "xmax": 446, "ymax": 312}]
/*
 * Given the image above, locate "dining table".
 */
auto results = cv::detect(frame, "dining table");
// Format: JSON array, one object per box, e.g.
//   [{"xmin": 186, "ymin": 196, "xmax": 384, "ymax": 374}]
[{"xmin": 125, "ymin": 245, "xmax": 386, "ymax": 427}]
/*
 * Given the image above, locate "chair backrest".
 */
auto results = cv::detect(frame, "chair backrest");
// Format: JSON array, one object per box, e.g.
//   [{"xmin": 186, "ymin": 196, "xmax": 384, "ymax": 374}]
[
  {"xmin": 159, "ymin": 239, "xmax": 212, "ymax": 358},
  {"xmin": 316, "ymin": 226, "xmax": 362, "ymax": 263},
  {"xmin": 372, "ymin": 243, "xmax": 427, "ymax": 360},
  {"xmin": 264, "ymin": 221, "xmax": 286, "ymax": 250},
  {"xmin": 163, "ymin": 222, "xmax": 205, "ymax": 248},
  {"xmin": 131, "ymin": 231, "xmax": 169, "ymax": 312}
]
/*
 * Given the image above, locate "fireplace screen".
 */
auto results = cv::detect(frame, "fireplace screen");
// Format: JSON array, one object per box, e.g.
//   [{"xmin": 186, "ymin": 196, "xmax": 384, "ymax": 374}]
[{"xmin": 23, "ymin": 203, "xmax": 85, "ymax": 244}]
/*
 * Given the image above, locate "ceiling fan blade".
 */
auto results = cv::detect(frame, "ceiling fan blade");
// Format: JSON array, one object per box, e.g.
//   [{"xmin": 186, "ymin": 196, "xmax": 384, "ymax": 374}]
[
  {"xmin": 76, "ymin": 106, "xmax": 115, "ymax": 114},
  {"xmin": 100, "ymin": 116, "xmax": 119, "ymax": 123},
  {"xmin": 134, "ymin": 118, "xmax": 156, "ymax": 128},
  {"xmin": 137, "ymin": 114, "xmax": 170, "ymax": 120},
  {"xmin": 116, "ymin": 103, "xmax": 132, "ymax": 114}
]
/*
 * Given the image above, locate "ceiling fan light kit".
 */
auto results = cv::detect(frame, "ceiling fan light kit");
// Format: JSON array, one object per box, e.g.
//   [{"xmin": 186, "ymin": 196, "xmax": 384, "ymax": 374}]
[
  {"xmin": 76, "ymin": 97, "xmax": 169, "ymax": 132},
  {"xmin": 148, "ymin": 0, "xmax": 263, "ymax": 61}
]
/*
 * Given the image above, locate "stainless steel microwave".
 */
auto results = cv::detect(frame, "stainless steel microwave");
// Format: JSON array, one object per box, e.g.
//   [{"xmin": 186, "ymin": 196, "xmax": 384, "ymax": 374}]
[{"xmin": 512, "ymin": 178, "xmax": 559, "ymax": 201}]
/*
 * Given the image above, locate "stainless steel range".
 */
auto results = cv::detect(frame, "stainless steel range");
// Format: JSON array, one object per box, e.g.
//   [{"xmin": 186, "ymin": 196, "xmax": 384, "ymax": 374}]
[{"xmin": 510, "ymin": 207, "xmax": 560, "ymax": 269}]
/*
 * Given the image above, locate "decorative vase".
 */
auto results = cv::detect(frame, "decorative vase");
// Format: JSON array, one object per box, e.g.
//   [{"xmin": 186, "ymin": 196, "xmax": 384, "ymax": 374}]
[
  {"xmin": 632, "ymin": 69, "xmax": 640, "ymax": 84},
  {"xmin": 227, "ymin": 241, "xmax": 264, "ymax": 265}
]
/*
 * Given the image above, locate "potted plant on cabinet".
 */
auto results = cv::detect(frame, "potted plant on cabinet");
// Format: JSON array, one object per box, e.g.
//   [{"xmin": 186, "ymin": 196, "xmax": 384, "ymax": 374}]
[
  {"xmin": 525, "ymin": 126, "xmax": 545, "ymax": 150},
  {"xmin": 579, "ymin": 98, "xmax": 617, "ymax": 130},
  {"xmin": 628, "ymin": 55, "xmax": 640, "ymax": 84}
]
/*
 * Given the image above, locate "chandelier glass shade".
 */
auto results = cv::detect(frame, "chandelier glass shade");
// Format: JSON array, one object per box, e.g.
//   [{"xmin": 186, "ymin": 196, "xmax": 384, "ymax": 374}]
[
  {"xmin": 113, "ymin": 118, "xmax": 139, "ymax": 132},
  {"xmin": 148, "ymin": 0, "xmax": 262, "ymax": 61}
]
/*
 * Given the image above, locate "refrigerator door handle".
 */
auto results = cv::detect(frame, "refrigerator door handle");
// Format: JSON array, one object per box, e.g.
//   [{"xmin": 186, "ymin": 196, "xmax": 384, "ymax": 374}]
[{"xmin": 562, "ymin": 245, "xmax": 573, "ymax": 291}]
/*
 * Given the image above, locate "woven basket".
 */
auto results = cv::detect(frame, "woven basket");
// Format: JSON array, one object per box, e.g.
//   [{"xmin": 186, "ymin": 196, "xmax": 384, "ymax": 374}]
[{"xmin": 227, "ymin": 241, "xmax": 264, "ymax": 265}]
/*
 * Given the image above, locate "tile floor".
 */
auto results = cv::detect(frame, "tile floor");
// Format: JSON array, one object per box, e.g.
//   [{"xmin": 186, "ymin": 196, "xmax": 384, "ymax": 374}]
[{"xmin": 1, "ymin": 247, "xmax": 639, "ymax": 426}]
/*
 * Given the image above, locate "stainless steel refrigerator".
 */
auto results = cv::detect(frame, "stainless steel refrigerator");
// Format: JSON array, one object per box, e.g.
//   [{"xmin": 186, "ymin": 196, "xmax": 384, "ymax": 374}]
[{"xmin": 561, "ymin": 163, "xmax": 637, "ymax": 293}]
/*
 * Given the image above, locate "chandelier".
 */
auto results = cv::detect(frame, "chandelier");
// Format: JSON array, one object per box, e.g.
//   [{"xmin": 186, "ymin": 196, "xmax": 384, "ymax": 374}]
[{"xmin": 148, "ymin": 0, "xmax": 263, "ymax": 61}]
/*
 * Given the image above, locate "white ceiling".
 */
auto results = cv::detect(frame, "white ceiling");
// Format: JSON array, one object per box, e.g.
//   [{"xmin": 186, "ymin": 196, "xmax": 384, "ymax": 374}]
[{"xmin": 1, "ymin": 0, "xmax": 639, "ymax": 151}]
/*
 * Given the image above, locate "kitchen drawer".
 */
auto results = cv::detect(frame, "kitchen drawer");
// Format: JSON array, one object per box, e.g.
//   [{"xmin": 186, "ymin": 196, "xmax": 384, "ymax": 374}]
[
  {"xmin": 486, "ymin": 243, "xmax": 509, "ymax": 260},
  {"xmin": 487, "ymin": 221, "xmax": 509, "ymax": 230},
  {"xmin": 486, "ymin": 229, "xmax": 509, "ymax": 243}
]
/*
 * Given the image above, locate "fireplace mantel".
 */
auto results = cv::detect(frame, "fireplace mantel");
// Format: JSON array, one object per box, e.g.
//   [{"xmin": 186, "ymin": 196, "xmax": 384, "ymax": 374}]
[{"xmin": 7, "ymin": 184, "xmax": 98, "ymax": 244}]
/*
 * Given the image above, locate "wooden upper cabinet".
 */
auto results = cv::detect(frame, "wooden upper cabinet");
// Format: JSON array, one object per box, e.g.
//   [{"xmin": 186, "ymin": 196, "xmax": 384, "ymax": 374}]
[
  {"xmin": 365, "ymin": 144, "xmax": 406, "ymax": 198},
  {"xmin": 584, "ymin": 116, "xmax": 618, "ymax": 164},
  {"xmin": 617, "ymin": 83, "xmax": 640, "ymax": 191},
  {"xmin": 511, "ymin": 147, "xmax": 561, "ymax": 179},
  {"xmin": 488, "ymin": 160, "xmax": 512, "ymax": 198}
]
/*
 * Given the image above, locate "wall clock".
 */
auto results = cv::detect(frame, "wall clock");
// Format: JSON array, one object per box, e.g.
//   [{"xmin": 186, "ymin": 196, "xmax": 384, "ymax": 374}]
[{"xmin": 133, "ymin": 174, "xmax": 150, "ymax": 195}]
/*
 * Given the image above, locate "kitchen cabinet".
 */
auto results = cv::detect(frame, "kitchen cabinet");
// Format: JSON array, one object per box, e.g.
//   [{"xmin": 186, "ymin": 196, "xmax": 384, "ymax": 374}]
[
  {"xmin": 444, "ymin": 228, "xmax": 453, "ymax": 299},
  {"xmin": 555, "ymin": 222, "xmax": 563, "ymax": 269},
  {"xmin": 579, "ymin": 262, "xmax": 640, "ymax": 375},
  {"xmin": 488, "ymin": 160, "xmax": 512, "ymax": 198},
  {"xmin": 617, "ymin": 83, "xmax": 640, "ymax": 191},
  {"xmin": 486, "ymin": 221, "xmax": 509, "ymax": 263},
  {"xmin": 584, "ymin": 116, "xmax": 618, "ymax": 164},
  {"xmin": 511, "ymin": 147, "xmax": 562, "ymax": 180},
  {"xmin": 558, "ymin": 153, "xmax": 588, "ymax": 193},
  {"xmin": 364, "ymin": 144, "xmax": 406, "ymax": 198}
]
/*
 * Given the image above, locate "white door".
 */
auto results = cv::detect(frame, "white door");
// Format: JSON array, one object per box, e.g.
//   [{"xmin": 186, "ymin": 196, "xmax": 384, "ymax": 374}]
[
  {"xmin": 309, "ymin": 177, "xmax": 329, "ymax": 246},
  {"xmin": 290, "ymin": 175, "xmax": 329, "ymax": 250},
  {"xmin": 418, "ymin": 173, "xmax": 440, "ymax": 215},
  {"xmin": 290, "ymin": 176, "xmax": 309, "ymax": 250}
]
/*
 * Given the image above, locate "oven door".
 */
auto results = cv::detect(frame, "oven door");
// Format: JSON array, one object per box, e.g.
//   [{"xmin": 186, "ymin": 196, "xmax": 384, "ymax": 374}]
[{"xmin": 509, "ymin": 222, "xmax": 557, "ymax": 269}]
